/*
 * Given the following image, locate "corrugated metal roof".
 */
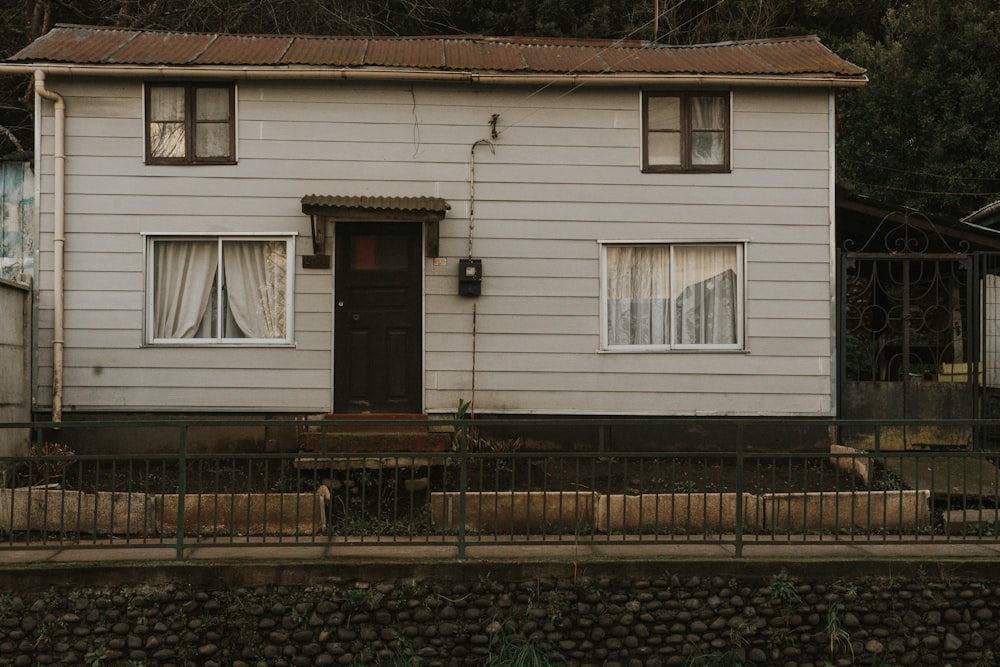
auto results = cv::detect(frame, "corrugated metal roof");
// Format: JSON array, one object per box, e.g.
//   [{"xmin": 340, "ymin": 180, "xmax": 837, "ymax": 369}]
[
  {"xmin": 7, "ymin": 26, "xmax": 865, "ymax": 79},
  {"xmin": 194, "ymin": 34, "xmax": 294, "ymax": 65},
  {"xmin": 301, "ymin": 195, "xmax": 450, "ymax": 216}
]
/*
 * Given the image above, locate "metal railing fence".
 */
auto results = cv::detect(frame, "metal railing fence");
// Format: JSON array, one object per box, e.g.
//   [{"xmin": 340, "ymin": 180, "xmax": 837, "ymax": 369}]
[{"xmin": 1, "ymin": 417, "xmax": 999, "ymax": 560}]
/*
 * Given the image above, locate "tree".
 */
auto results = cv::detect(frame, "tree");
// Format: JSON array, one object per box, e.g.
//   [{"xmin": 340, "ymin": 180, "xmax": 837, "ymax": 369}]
[{"xmin": 835, "ymin": 1, "xmax": 1000, "ymax": 217}]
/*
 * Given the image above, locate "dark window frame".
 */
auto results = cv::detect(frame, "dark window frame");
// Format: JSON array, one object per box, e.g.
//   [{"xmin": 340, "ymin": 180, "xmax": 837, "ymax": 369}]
[
  {"xmin": 642, "ymin": 91, "xmax": 731, "ymax": 173},
  {"xmin": 144, "ymin": 82, "xmax": 237, "ymax": 165}
]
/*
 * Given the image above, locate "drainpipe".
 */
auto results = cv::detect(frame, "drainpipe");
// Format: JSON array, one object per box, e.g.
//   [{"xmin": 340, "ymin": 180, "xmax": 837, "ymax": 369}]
[{"xmin": 34, "ymin": 71, "xmax": 65, "ymax": 423}]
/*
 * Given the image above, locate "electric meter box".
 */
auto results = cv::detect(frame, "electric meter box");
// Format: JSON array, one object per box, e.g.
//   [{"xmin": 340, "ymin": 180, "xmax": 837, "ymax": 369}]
[{"xmin": 458, "ymin": 258, "xmax": 483, "ymax": 296}]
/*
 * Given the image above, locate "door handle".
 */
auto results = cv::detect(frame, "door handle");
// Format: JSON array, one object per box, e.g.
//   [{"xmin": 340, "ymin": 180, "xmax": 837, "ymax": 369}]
[
  {"xmin": 353, "ymin": 314, "xmax": 361, "ymax": 321},
  {"xmin": 337, "ymin": 301, "xmax": 345, "ymax": 307}
]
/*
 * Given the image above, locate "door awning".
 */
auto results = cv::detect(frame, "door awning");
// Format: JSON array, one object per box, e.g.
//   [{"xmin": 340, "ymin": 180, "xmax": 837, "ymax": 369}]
[
  {"xmin": 302, "ymin": 195, "xmax": 450, "ymax": 257},
  {"xmin": 301, "ymin": 195, "xmax": 449, "ymax": 222}
]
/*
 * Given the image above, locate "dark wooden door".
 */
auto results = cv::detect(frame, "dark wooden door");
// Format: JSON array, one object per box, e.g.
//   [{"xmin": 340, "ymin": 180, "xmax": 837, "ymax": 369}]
[{"xmin": 334, "ymin": 222, "xmax": 422, "ymax": 413}]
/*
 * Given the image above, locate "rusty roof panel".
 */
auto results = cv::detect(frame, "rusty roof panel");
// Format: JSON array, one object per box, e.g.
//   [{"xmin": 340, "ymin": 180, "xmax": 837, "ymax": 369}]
[
  {"xmin": 443, "ymin": 40, "xmax": 525, "ymax": 71},
  {"xmin": 280, "ymin": 37, "xmax": 367, "ymax": 65},
  {"xmin": 7, "ymin": 26, "xmax": 865, "ymax": 80},
  {"xmin": 194, "ymin": 34, "xmax": 293, "ymax": 65},
  {"xmin": 104, "ymin": 30, "xmax": 216, "ymax": 64},
  {"xmin": 518, "ymin": 45, "xmax": 611, "ymax": 73},
  {"xmin": 9, "ymin": 26, "xmax": 135, "ymax": 63},
  {"xmin": 742, "ymin": 38, "xmax": 863, "ymax": 75},
  {"xmin": 363, "ymin": 39, "xmax": 445, "ymax": 68},
  {"xmin": 301, "ymin": 195, "xmax": 450, "ymax": 215}
]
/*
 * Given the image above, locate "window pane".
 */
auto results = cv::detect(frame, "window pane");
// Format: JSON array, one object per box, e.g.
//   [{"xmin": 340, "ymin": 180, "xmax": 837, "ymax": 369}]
[
  {"xmin": 195, "ymin": 87, "xmax": 231, "ymax": 121},
  {"xmin": 647, "ymin": 96, "xmax": 680, "ymax": 130},
  {"xmin": 150, "ymin": 122, "xmax": 186, "ymax": 158},
  {"xmin": 647, "ymin": 132, "xmax": 681, "ymax": 166},
  {"xmin": 691, "ymin": 96, "xmax": 725, "ymax": 130},
  {"xmin": 607, "ymin": 246, "xmax": 670, "ymax": 346},
  {"xmin": 351, "ymin": 235, "xmax": 408, "ymax": 271},
  {"xmin": 221, "ymin": 240, "xmax": 287, "ymax": 339},
  {"xmin": 149, "ymin": 86, "xmax": 185, "ymax": 122},
  {"xmin": 152, "ymin": 240, "xmax": 218, "ymax": 339},
  {"xmin": 195, "ymin": 122, "xmax": 231, "ymax": 159},
  {"xmin": 691, "ymin": 131, "xmax": 725, "ymax": 165},
  {"xmin": 673, "ymin": 246, "xmax": 737, "ymax": 345}
]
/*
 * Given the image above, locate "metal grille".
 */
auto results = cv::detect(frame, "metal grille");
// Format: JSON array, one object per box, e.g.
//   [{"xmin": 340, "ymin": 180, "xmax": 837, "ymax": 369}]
[{"xmin": 841, "ymin": 254, "xmax": 970, "ymax": 384}]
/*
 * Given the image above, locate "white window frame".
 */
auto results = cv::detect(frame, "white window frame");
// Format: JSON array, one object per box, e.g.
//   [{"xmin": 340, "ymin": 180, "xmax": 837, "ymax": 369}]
[
  {"xmin": 600, "ymin": 240, "xmax": 746, "ymax": 352},
  {"xmin": 143, "ymin": 233, "xmax": 295, "ymax": 346}
]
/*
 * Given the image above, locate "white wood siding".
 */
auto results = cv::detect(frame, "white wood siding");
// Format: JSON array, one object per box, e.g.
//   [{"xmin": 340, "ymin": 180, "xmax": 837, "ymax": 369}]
[{"xmin": 33, "ymin": 77, "xmax": 834, "ymax": 415}]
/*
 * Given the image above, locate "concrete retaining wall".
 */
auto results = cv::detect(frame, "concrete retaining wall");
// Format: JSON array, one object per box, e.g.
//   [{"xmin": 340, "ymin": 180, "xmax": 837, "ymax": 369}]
[
  {"xmin": 764, "ymin": 489, "xmax": 932, "ymax": 533},
  {"xmin": 430, "ymin": 491, "xmax": 594, "ymax": 533},
  {"xmin": 0, "ymin": 278, "xmax": 30, "ymax": 463},
  {"xmin": 0, "ymin": 488, "xmax": 153, "ymax": 535},
  {"xmin": 0, "ymin": 490, "xmax": 325, "ymax": 537},
  {"xmin": 430, "ymin": 490, "xmax": 927, "ymax": 535},
  {"xmin": 157, "ymin": 493, "xmax": 326, "ymax": 536},
  {"xmin": 594, "ymin": 493, "xmax": 760, "ymax": 533}
]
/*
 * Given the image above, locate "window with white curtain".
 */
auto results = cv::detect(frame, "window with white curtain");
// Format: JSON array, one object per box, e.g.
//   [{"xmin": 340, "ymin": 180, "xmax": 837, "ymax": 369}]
[
  {"xmin": 642, "ymin": 91, "xmax": 730, "ymax": 173},
  {"xmin": 146, "ymin": 236, "xmax": 293, "ymax": 344},
  {"xmin": 603, "ymin": 243, "xmax": 744, "ymax": 350},
  {"xmin": 145, "ymin": 82, "xmax": 236, "ymax": 164}
]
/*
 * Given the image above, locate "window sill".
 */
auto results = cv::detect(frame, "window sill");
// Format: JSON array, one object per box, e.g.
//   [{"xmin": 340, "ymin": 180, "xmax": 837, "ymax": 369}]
[
  {"xmin": 640, "ymin": 167, "xmax": 731, "ymax": 174},
  {"xmin": 144, "ymin": 160, "xmax": 238, "ymax": 166},
  {"xmin": 143, "ymin": 342, "xmax": 296, "ymax": 348},
  {"xmin": 599, "ymin": 347, "xmax": 748, "ymax": 354}
]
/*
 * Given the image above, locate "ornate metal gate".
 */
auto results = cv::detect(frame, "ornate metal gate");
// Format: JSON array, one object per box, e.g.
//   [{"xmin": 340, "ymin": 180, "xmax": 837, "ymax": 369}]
[{"xmin": 838, "ymin": 218, "xmax": 975, "ymax": 450}]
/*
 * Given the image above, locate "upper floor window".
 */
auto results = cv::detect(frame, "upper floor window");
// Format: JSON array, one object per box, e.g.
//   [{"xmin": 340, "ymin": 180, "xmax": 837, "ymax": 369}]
[
  {"xmin": 145, "ymin": 235, "xmax": 293, "ymax": 345},
  {"xmin": 642, "ymin": 91, "xmax": 730, "ymax": 173},
  {"xmin": 145, "ymin": 83, "xmax": 236, "ymax": 164}
]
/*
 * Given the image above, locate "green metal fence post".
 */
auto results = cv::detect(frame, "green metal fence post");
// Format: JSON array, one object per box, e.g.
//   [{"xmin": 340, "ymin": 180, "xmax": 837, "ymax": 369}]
[
  {"xmin": 457, "ymin": 421, "xmax": 468, "ymax": 560},
  {"xmin": 735, "ymin": 421, "xmax": 745, "ymax": 558},
  {"xmin": 176, "ymin": 424, "xmax": 187, "ymax": 561}
]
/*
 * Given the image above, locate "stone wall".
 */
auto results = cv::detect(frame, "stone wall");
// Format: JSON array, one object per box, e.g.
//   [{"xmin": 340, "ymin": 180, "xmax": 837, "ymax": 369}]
[{"xmin": 0, "ymin": 563, "xmax": 997, "ymax": 666}]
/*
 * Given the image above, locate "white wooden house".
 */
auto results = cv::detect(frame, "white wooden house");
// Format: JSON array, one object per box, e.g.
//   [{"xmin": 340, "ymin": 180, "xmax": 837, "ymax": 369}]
[{"xmin": 0, "ymin": 26, "xmax": 866, "ymax": 434}]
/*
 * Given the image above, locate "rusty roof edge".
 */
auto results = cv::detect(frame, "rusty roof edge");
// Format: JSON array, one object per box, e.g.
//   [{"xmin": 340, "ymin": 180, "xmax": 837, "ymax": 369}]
[{"xmin": 0, "ymin": 63, "xmax": 867, "ymax": 86}]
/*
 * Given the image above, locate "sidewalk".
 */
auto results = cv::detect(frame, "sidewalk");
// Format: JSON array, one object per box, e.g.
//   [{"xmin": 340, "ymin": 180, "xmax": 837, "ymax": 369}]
[{"xmin": 4, "ymin": 536, "xmax": 1000, "ymax": 565}]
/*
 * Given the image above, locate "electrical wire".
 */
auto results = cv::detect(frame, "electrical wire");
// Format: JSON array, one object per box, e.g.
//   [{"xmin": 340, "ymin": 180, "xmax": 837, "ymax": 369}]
[
  {"xmin": 841, "ymin": 157, "xmax": 1000, "ymax": 183},
  {"xmin": 487, "ymin": 0, "xmax": 716, "ymax": 137},
  {"xmin": 840, "ymin": 176, "xmax": 1000, "ymax": 198}
]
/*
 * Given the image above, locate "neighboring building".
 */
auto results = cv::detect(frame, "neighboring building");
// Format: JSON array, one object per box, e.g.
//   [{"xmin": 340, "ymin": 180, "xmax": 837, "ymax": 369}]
[{"xmin": 0, "ymin": 26, "xmax": 866, "ymax": 441}]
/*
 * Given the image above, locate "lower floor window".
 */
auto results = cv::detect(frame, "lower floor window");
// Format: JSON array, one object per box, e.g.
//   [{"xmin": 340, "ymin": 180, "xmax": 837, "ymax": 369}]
[
  {"xmin": 147, "ymin": 236, "xmax": 292, "ymax": 344},
  {"xmin": 603, "ymin": 242, "xmax": 743, "ymax": 350}
]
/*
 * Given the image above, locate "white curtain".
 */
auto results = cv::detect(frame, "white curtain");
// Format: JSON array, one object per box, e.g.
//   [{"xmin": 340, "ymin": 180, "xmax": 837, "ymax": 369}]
[
  {"xmin": 222, "ymin": 240, "xmax": 286, "ymax": 339},
  {"xmin": 153, "ymin": 241, "xmax": 217, "ymax": 338},
  {"xmin": 148, "ymin": 86, "xmax": 186, "ymax": 158},
  {"xmin": 607, "ymin": 246, "xmax": 670, "ymax": 345},
  {"xmin": 690, "ymin": 96, "xmax": 725, "ymax": 165},
  {"xmin": 673, "ymin": 246, "xmax": 737, "ymax": 345}
]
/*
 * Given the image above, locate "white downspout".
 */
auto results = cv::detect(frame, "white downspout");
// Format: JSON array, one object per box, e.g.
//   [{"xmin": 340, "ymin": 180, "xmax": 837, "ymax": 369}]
[{"xmin": 34, "ymin": 71, "xmax": 65, "ymax": 423}]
